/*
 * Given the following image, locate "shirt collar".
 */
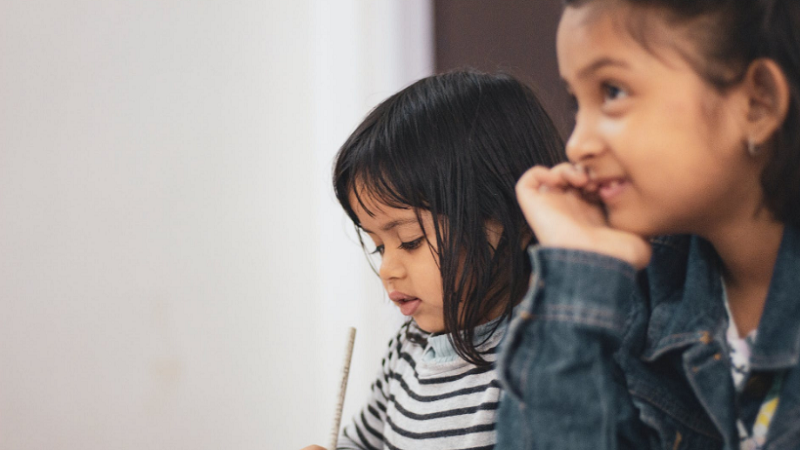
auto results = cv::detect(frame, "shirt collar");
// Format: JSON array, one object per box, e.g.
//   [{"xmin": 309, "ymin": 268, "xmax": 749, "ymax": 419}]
[{"xmin": 421, "ymin": 306, "xmax": 514, "ymax": 364}]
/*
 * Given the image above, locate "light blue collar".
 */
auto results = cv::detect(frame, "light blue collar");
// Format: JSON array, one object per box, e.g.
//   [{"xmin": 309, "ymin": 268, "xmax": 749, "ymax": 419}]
[{"xmin": 420, "ymin": 306, "xmax": 516, "ymax": 364}]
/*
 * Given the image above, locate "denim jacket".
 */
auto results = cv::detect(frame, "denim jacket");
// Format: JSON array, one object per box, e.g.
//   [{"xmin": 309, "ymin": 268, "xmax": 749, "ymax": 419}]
[{"xmin": 495, "ymin": 226, "xmax": 800, "ymax": 450}]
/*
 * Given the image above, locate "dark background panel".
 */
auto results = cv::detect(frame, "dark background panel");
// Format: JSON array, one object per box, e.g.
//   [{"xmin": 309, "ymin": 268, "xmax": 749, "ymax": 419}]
[{"xmin": 434, "ymin": 0, "xmax": 572, "ymax": 139}]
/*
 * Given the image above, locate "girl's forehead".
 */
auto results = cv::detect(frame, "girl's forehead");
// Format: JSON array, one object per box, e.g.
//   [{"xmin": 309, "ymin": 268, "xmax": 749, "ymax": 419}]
[
  {"xmin": 350, "ymin": 185, "xmax": 395, "ymax": 213},
  {"xmin": 557, "ymin": 4, "xmax": 699, "ymax": 80},
  {"xmin": 349, "ymin": 188, "xmax": 410, "ymax": 221},
  {"xmin": 349, "ymin": 188, "xmax": 387, "ymax": 217}
]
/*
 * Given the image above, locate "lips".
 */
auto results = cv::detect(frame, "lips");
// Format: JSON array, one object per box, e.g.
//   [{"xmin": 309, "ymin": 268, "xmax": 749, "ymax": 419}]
[
  {"xmin": 388, "ymin": 291, "xmax": 422, "ymax": 316},
  {"xmin": 593, "ymin": 177, "xmax": 628, "ymax": 203}
]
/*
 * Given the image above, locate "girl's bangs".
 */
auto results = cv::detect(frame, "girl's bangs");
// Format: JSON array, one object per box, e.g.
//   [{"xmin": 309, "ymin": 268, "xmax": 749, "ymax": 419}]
[{"xmin": 348, "ymin": 152, "xmax": 430, "ymax": 223}]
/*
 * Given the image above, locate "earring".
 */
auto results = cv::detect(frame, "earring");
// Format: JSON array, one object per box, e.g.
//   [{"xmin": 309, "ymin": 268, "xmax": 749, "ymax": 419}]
[{"xmin": 747, "ymin": 138, "xmax": 760, "ymax": 157}]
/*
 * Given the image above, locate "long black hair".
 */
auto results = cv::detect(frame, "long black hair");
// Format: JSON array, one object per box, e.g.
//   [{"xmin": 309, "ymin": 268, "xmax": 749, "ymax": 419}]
[
  {"xmin": 564, "ymin": 0, "xmax": 800, "ymax": 226},
  {"xmin": 332, "ymin": 70, "xmax": 564, "ymax": 366}
]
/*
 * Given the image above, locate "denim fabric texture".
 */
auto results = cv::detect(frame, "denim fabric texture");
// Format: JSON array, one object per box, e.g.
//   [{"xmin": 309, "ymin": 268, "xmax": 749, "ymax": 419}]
[{"xmin": 496, "ymin": 226, "xmax": 800, "ymax": 450}]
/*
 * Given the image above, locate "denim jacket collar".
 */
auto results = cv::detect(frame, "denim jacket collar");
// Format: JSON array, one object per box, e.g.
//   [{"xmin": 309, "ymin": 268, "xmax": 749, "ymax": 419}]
[
  {"xmin": 641, "ymin": 226, "xmax": 800, "ymax": 371},
  {"xmin": 641, "ymin": 235, "xmax": 725, "ymax": 361},
  {"xmin": 751, "ymin": 225, "xmax": 800, "ymax": 370}
]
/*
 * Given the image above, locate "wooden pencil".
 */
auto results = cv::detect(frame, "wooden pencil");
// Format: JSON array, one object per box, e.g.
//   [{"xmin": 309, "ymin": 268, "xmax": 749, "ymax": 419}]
[{"xmin": 327, "ymin": 327, "xmax": 356, "ymax": 450}]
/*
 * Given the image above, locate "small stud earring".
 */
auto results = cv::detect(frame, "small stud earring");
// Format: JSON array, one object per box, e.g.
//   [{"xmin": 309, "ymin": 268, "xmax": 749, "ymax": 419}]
[{"xmin": 747, "ymin": 138, "xmax": 760, "ymax": 157}]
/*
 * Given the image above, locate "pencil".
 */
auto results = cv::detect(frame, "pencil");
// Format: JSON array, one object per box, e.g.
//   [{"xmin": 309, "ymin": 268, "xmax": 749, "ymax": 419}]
[{"xmin": 328, "ymin": 327, "xmax": 356, "ymax": 450}]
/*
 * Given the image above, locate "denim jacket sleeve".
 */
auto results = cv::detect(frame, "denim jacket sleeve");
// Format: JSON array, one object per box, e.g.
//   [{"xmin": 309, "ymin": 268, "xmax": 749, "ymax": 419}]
[{"xmin": 496, "ymin": 247, "xmax": 649, "ymax": 450}]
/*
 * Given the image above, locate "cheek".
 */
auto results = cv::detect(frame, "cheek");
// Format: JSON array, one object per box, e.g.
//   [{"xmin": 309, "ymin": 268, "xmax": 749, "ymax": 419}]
[
  {"xmin": 423, "ymin": 265, "xmax": 444, "ymax": 305},
  {"xmin": 679, "ymin": 87, "xmax": 743, "ymax": 156},
  {"xmin": 426, "ymin": 266, "xmax": 444, "ymax": 295},
  {"xmin": 702, "ymin": 105, "xmax": 744, "ymax": 157},
  {"xmin": 612, "ymin": 99, "xmax": 713, "ymax": 171}
]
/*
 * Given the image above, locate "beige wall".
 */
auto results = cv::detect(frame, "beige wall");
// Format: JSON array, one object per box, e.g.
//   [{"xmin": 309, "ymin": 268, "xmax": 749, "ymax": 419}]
[{"xmin": 0, "ymin": 1, "xmax": 432, "ymax": 448}]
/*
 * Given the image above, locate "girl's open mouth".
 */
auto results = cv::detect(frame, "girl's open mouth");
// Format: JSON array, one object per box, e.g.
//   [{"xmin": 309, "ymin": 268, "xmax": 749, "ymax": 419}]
[
  {"xmin": 597, "ymin": 179, "xmax": 628, "ymax": 203},
  {"xmin": 389, "ymin": 291, "xmax": 421, "ymax": 316},
  {"xmin": 396, "ymin": 298, "xmax": 421, "ymax": 316}
]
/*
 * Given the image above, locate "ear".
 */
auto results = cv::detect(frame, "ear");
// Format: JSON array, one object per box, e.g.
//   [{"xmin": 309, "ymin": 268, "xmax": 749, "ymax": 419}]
[{"xmin": 742, "ymin": 58, "xmax": 791, "ymax": 145}]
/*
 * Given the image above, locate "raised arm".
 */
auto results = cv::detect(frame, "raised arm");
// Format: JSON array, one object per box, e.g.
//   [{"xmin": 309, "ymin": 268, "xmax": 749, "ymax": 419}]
[{"xmin": 495, "ymin": 246, "xmax": 649, "ymax": 450}]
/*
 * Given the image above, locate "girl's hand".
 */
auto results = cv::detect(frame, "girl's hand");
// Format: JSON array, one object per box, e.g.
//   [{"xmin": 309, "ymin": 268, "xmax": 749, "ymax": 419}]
[
  {"xmin": 516, "ymin": 163, "xmax": 652, "ymax": 270},
  {"xmin": 299, "ymin": 446, "xmax": 326, "ymax": 450}
]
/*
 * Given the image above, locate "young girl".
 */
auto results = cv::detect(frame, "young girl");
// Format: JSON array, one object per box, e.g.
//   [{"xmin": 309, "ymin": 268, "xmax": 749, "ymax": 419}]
[
  {"xmin": 301, "ymin": 70, "xmax": 564, "ymax": 450},
  {"xmin": 496, "ymin": 1, "xmax": 800, "ymax": 449}
]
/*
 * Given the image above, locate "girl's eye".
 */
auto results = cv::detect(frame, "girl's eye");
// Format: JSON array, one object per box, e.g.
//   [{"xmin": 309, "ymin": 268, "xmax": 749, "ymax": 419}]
[
  {"xmin": 602, "ymin": 83, "xmax": 627, "ymax": 102},
  {"xmin": 370, "ymin": 244, "xmax": 385, "ymax": 256},
  {"xmin": 399, "ymin": 237, "xmax": 424, "ymax": 251}
]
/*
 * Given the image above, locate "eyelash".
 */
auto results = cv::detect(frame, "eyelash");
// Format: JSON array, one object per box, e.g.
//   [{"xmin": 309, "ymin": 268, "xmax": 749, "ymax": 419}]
[
  {"xmin": 564, "ymin": 81, "xmax": 628, "ymax": 124},
  {"xmin": 602, "ymin": 82, "xmax": 627, "ymax": 102},
  {"xmin": 370, "ymin": 237, "xmax": 424, "ymax": 256},
  {"xmin": 400, "ymin": 237, "xmax": 424, "ymax": 251}
]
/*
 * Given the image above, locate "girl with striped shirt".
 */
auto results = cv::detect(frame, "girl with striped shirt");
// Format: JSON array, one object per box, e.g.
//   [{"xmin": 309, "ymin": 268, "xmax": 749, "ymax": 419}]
[{"xmin": 301, "ymin": 70, "xmax": 564, "ymax": 450}]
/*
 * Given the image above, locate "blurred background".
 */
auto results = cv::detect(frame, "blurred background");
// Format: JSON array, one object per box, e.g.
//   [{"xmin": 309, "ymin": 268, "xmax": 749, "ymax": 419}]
[{"xmin": 0, "ymin": 0, "xmax": 564, "ymax": 448}]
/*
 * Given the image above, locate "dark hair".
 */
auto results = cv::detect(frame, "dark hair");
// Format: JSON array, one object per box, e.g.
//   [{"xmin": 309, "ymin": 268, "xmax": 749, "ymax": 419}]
[
  {"xmin": 332, "ymin": 70, "xmax": 564, "ymax": 366},
  {"xmin": 563, "ymin": 0, "xmax": 800, "ymax": 226}
]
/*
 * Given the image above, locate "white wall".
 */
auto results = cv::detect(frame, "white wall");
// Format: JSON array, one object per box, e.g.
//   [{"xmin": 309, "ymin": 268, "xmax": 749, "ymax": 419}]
[{"xmin": 0, "ymin": 1, "xmax": 433, "ymax": 449}]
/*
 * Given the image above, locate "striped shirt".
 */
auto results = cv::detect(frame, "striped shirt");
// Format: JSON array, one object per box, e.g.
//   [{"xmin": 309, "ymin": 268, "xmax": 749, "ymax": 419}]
[{"xmin": 337, "ymin": 318, "xmax": 507, "ymax": 450}]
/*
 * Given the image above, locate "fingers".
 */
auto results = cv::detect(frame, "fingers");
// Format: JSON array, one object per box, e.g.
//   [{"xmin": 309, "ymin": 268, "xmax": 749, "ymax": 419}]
[
  {"xmin": 515, "ymin": 165, "xmax": 653, "ymax": 269},
  {"xmin": 517, "ymin": 163, "xmax": 599, "ymax": 234},
  {"xmin": 575, "ymin": 163, "xmax": 599, "ymax": 193},
  {"xmin": 557, "ymin": 163, "xmax": 591, "ymax": 190},
  {"xmin": 517, "ymin": 163, "xmax": 590, "ymax": 197}
]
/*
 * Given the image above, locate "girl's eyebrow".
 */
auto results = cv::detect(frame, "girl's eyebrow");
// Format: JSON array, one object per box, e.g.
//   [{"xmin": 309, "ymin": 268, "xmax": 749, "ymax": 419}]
[
  {"xmin": 577, "ymin": 57, "xmax": 630, "ymax": 79},
  {"xmin": 362, "ymin": 218, "xmax": 419, "ymax": 234}
]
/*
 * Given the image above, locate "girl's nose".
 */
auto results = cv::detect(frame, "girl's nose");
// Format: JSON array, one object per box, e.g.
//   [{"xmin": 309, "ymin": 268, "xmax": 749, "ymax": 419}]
[
  {"xmin": 379, "ymin": 249, "xmax": 406, "ymax": 282},
  {"xmin": 565, "ymin": 116, "xmax": 604, "ymax": 163}
]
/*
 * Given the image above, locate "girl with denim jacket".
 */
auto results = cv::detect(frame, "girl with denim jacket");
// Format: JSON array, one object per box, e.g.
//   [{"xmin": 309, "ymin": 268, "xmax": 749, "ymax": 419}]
[
  {"xmin": 299, "ymin": 70, "xmax": 564, "ymax": 450},
  {"xmin": 496, "ymin": 1, "xmax": 800, "ymax": 449}
]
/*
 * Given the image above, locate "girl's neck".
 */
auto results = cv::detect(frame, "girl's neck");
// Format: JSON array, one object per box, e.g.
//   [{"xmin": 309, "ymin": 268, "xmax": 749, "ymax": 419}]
[{"xmin": 704, "ymin": 211, "xmax": 784, "ymax": 337}]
